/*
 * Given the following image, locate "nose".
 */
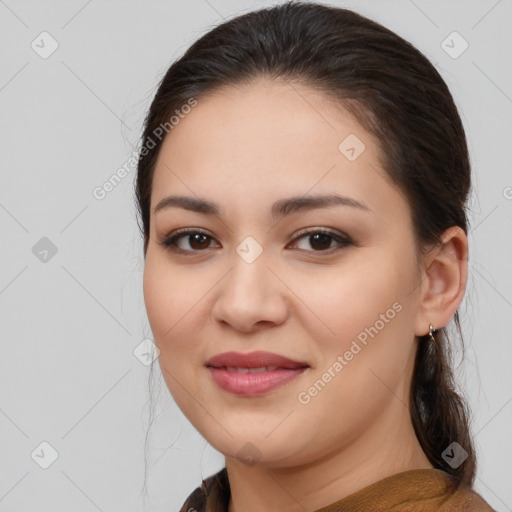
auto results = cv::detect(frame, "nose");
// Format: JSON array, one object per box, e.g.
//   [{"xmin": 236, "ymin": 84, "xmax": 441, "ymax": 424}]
[{"xmin": 211, "ymin": 252, "xmax": 289, "ymax": 333}]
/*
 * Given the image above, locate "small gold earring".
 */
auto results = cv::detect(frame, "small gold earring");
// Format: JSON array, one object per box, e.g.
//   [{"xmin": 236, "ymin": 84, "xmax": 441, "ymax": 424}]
[{"xmin": 428, "ymin": 323, "xmax": 437, "ymax": 342}]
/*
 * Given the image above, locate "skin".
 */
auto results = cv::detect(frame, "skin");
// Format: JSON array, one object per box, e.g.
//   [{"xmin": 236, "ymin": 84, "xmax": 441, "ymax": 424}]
[{"xmin": 142, "ymin": 77, "xmax": 468, "ymax": 512}]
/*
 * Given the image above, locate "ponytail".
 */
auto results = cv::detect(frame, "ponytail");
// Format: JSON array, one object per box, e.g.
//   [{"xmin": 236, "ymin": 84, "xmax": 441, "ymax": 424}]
[{"xmin": 410, "ymin": 312, "xmax": 476, "ymax": 485}]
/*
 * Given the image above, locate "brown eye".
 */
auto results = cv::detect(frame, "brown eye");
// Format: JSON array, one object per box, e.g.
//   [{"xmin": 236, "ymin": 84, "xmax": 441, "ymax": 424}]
[
  {"xmin": 158, "ymin": 227, "xmax": 352, "ymax": 256},
  {"xmin": 184, "ymin": 233, "xmax": 212, "ymax": 250},
  {"xmin": 289, "ymin": 229, "xmax": 352, "ymax": 253},
  {"xmin": 159, "ymin": 229, "xmax": 219, "ymax": 253},
  {"xmin": 308, "ymin": 232, "xmax": 334, "ymax": 251}
]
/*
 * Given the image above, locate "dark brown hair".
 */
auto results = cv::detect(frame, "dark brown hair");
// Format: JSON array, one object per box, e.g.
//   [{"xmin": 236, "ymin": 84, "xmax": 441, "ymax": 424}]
[{"xmin": 136, "ymin": 0, "xmax": 476, "ymax": 487}]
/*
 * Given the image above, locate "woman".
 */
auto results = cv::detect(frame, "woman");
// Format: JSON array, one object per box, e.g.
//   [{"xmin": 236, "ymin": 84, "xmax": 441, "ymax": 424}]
[{"xmin": 135, "ymin": 2, "xmax": 495, "ymax": 510}]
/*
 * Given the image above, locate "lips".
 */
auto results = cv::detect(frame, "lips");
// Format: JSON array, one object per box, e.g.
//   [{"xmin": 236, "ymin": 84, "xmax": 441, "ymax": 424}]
[
  {"xmin": 205, "ymin": 351, "xmax": 309, "ymax": 396},
  {"xmin": 205, "ymin": 351, "xmax": 309, "ymax": 370}
]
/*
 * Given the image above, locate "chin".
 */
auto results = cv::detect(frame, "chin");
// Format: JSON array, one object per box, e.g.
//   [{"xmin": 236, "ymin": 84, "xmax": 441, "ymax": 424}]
[{"xmin": 203, "ymin": 426, "xmax": 314, "ymax": 469}]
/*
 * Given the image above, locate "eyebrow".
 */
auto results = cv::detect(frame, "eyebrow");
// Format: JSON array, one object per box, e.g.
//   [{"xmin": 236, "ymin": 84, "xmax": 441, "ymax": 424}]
[{"xmin": 153, "ymin": 193, "xmax": 372, "ymax": 218}]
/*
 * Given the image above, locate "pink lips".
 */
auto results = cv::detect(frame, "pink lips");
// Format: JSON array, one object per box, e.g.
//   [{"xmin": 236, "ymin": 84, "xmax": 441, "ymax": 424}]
[{"xmin": 205, "ymin": 351, "xmax": 309, "ymax": 396}]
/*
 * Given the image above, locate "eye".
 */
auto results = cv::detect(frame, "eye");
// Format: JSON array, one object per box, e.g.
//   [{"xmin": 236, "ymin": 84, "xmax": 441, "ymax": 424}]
[
  {"xmin": 158, "ymin": 227, "xmax": 352, "ymax": 255},
  {"xmin": 288, "ymin": 228, "xmax": 353, "ymax": 253},
  {"xmin": 158, "ymin": 228, "xmax": 219, "ymax": 254}
]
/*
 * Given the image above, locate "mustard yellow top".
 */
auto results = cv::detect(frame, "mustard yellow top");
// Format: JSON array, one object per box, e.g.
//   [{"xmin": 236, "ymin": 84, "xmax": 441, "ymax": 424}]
[{"xmin": 179, "ymin": 466, "xmax": 496, "ymax": 512}]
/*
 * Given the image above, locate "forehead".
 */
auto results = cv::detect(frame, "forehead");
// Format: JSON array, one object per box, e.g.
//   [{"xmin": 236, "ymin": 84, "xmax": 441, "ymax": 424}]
[{"xmin": 151, "ymin": 78, "xmax": 409, "ymax": 222}]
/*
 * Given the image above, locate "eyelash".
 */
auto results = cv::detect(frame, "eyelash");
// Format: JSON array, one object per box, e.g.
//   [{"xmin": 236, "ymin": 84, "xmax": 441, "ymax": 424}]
[{"xmin": 158, "ymin": 227, "xmax": 353, "ymax": 256}]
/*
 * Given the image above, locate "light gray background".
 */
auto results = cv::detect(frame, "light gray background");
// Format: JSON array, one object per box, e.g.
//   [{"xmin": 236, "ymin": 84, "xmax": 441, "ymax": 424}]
[{"xmin": 0, "ymin": 0, "xmax": 511, "ymax": 511}]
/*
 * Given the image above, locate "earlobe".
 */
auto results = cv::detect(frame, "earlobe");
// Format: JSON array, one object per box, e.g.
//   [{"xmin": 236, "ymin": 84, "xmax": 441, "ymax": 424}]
[{"xmin": 413, "ymin": 226, "xmax": 468, "ymax": 337}]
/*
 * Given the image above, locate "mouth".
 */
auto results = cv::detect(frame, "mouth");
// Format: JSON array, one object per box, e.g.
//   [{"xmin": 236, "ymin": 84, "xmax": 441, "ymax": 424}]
[
  {"xmin": 205, "ymin": 351, "xmax": 310, "ymax": 396},
  {"xmin": 212, "ymin": 365, "xmax": 283, "ymax": 373},
  {"xmin": 206, "ymin": 350, "xmax": 309, "ymax": 369}
]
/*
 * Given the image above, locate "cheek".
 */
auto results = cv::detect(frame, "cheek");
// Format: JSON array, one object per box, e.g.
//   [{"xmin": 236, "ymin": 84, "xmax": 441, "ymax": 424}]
[
  {"xmin": 142, "ymin": 249, "xmax": 214, "ymax": 370},
  {"xmin": 143, "ymin": 261, "xmax": 174, "ymax": 341},
  {"xmin": 143, "ymin": 250, "xmax": 199, "ymax": 340},
  {"xmin": 290, "ymin": 265, "xmax": 415, "ymax": 454},
  {"xmin": 309, "ymin": 249, "xmax": 417, "ymax": 387},
  {"xmin": 307, "ymin": 258, "xmax": 405, "ymax": 341},
  {"xmin": 142, "ymin": 253, "xmax": 199, "ymax": 385},
  {"xmin": 143, "ymin": 255, "xmax": 206, "ymax": 411}
]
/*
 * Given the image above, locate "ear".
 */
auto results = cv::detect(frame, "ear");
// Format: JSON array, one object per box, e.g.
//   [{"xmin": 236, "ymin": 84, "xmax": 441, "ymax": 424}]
[{"xmin": 413, "ymin": 226, "xmax": 468, "ymax": 337}]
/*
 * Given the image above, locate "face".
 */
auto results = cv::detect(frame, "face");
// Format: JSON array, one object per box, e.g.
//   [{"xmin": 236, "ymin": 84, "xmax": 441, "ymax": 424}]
[{"xmin": 143, "ymin": 78, "xmax": 424, "ymax": 468}]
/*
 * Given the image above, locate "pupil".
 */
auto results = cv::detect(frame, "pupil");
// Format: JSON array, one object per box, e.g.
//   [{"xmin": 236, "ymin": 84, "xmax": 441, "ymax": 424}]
[
  {"xmin": 310, "ymin": 233, "xmax": 331, "ymax": 250},
  {"xmin": 191, "ymin": 234, "xmax": 209, "ymax": 249},
  {"xmin": 185, "ymin": 233, "xmax": 333, "ymax": 251}
]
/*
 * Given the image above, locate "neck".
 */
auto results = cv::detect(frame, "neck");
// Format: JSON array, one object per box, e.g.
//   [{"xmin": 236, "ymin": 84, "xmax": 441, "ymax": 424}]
[{"xmin": 226, "ymin": 405, "xmax": 433, "ymax": 512}]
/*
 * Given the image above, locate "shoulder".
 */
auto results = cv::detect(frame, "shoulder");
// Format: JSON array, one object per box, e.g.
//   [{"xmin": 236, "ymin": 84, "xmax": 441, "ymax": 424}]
[
  {"xmin": 179, "ymin": 484, "xmax": 206, "ymax": 512},
  {"xmin": 178, "ymin": 467, "xmax": 230, "ymax": 512},
  {"xmin": 440, "ymin": 472, "xmax": 497, "ymax": 512},
  {"xmin": 453, "ymin": 486, "xmax": 497, "ymax": 511}
]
